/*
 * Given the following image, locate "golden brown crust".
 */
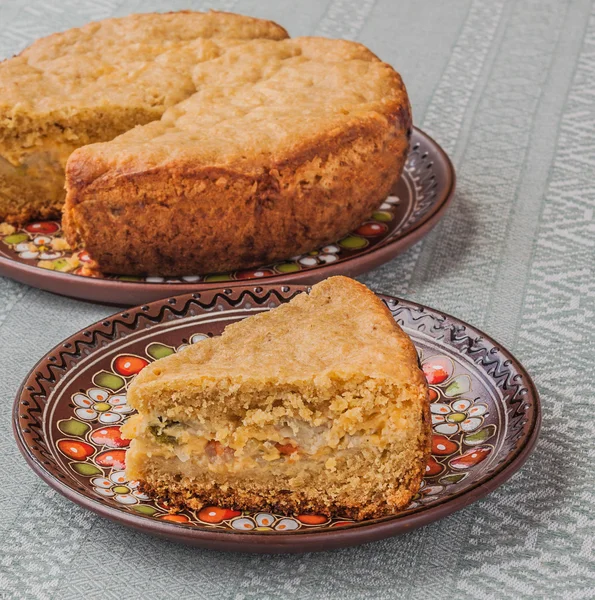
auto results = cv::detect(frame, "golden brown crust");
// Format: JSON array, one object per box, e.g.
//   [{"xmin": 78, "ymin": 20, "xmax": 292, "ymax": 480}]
[
  {"xmin": 1, "ymin": 19, "xmax": 411, "ymax": 276},
  {"xmin": 0, "ymin": 11, "xmax": 289, "ymax": 223},
  {"xmin": 137, "ymin": 463, "xmax": 424, "ymax": 521},
  {"xmin": 126, "ymin": 276, "xmax": 426, "ymax": 403},
  {"xmin": 64, "ymin": 119, "xmax": 409, "ymax": 275},
  {"xmin": 123, "ymin": 277, "xmax": 430, "ymax": 521},
  {"xmin": 62, "ymin": 37, "xmax": 411, "ymax": 275}
]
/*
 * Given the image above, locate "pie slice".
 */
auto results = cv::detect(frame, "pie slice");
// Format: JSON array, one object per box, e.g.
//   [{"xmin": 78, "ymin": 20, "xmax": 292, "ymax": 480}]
[{"xmin": 122, "ymin": 277, "xmax": 430, "ymax": 520}]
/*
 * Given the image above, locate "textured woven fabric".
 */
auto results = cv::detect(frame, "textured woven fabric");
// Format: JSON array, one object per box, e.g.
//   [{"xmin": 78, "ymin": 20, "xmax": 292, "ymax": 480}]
[{"xmin": 1, "ymin": 0, "xmax": 594, "ymax": 598}]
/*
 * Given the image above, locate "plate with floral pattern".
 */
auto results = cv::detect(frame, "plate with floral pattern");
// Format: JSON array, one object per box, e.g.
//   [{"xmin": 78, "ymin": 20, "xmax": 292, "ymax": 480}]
[
  {"xmin": 0, "ymin": 128, "xmax": 454, "ymax": 306},
  {"xmin": 13, "ymin": 284, "xmax": 540, "ymax": 553}
]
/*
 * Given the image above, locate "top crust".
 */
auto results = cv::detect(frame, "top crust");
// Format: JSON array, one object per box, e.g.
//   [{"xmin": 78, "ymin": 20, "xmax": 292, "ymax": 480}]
[
  {"xmin": 0, "ymin": 11, "xmax": 288, "ymax": 118},
  {"xmin": 63, "ymin": 37, "xmax": 407, "ymax": 188},
  {"xmin": 128, "ymin": 276, "xmax": 425, "ymax": 411}
]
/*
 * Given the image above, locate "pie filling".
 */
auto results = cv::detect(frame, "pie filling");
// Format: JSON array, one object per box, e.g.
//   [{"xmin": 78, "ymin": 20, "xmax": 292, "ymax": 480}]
[
  {"xmin": 0, "ymin": 148, "xmax": 68, "ymax": 205},
  {"xmin": 124, "ymin": 398, "xmax": 418, "ymax": 475}
]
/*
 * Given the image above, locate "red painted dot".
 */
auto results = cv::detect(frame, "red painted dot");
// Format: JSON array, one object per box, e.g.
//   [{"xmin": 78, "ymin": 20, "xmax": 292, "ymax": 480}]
[
  {"xmin": 425, "ymin": 456, "xmax": 444, "ymax": 476},
  {"xmin": 113, "ymin": 355, "xmax": 148, "ymax": 377},
  {"xmin": 235, "ymin": 268, "xmax": 275, "ymax": 280},
  {"xmin": 423, "ymin": 364, "xmax": 450, "ymax": 385},
  {"xmin": 297, "ymin": 514, "xmax": 327, "ymax": 525},
  {"xmin": 24, "ymin": 222, "xmax": 59, "ymax": 235},
  {"xmin": 58, "ymin": 440, "xmax": 94, "ymax": 460},
  {"xmin": 432, "ymin": 435, "xmax": 458, "ymax": 456},
  {"xmin": 90, "ymin": 426, "xmax": 130, "ymax": 448},
  {"xmin": 95, "ymin": 449, "xmax": 126, "ymax": 469},
  {"xmin": 354, "ymin": 222, "xmax": 389, "ymax": 237}
]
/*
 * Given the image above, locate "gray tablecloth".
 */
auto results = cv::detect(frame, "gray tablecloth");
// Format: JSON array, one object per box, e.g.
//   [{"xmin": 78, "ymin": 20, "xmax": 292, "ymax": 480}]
[{"xmin": 1, "ymin": 0, "xmax": 593, "ymax": 598}]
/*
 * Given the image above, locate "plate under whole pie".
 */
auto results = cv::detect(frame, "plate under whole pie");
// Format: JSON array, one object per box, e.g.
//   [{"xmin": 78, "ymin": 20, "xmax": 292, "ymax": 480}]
[{"xmin": 0, "ymin": 127, "xmax": 454, "ymax": 305}]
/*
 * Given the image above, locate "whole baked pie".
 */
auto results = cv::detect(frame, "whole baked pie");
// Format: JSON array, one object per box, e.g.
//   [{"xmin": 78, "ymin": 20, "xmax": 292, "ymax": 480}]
[
  {"xmin": 122, "ymin": 277, "xmax": 431, "ymax": 520},
  {"xmin": 0, "ymin": 12, "xmax": 411, "ymax": 276}
]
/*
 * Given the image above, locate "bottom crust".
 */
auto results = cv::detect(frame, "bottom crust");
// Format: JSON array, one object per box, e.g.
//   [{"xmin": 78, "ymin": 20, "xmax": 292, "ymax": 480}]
[
  {"xmin": 136, "ymin": 463, "xmax": 425, "ymax": 522},
  {"xmin": 129, "ymin": 384, "xmax": 432, "ymax": 522}
]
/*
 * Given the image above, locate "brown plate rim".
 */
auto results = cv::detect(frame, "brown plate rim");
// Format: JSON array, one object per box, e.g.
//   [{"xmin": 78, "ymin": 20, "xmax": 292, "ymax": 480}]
[
  {"xmin": 0, "ymin": 127, "xmax": 455, "ymax": 306},
  {"xmin": 12, "ymin": 283, "xmax": 540, "ymax": 553}
]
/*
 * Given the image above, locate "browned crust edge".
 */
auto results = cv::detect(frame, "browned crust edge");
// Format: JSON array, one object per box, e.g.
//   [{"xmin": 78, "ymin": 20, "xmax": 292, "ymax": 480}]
[
  {"xmin": 136, "ymin": 455, "xmax": 426, "ymax": 522},
  {"xmin": 63, "ymin": 101, "xmax": 411, "ymax": 275},
  {"xmin": 1, "ymin": 10, "xmax": 289, "ymax": 66}
]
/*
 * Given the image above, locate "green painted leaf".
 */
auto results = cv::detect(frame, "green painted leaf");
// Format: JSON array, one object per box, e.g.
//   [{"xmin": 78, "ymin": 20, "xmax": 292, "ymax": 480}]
[
  {"xmin": 70, "ymin": 462, "xmax": 102, "ymax": 476},
  {"xmin": 464, "ymin": 424, "xmax": 496, "ymax": 446},
  {"xmin": 372, "ymin": 211, "xmax": 393, "ymax": 222},
  {"xmin": 338, "ymin": 235, "xmax": 368, "ymax": 249},
  {"xmin": 93, "ymin": 371, "xmax": 125, "ymax": 391},
  {"xmin": 444, "ymin": 375, "xmax": 471, "ymax": 397},
  {"xmin": 4, "ymin": 233, "xmax": 29, "ymax": 245},
  {"xmin": 132, "ymin": 505, "xmax": 158, "ymax": 516},
  {"xmin": 439, "ymin": 473, "xmax": 468, "ymax": 485},
  {"xmin": 203, "ymin": 274, "xmax": 232, "ymax": 282},
  {"xmin": 146, "ymin": 343, "xmax": 175, "ymax": 360},
  {"xmin": 52, "ymin": 258, "xmax": 71, "ymax": 272},
  {"xmin": 275, "ymin": 262, "xmax": 300, "ymax": 274},
  {"xmin": 58, "ymin": 418, "xmax": 90, "ymax": 438}
]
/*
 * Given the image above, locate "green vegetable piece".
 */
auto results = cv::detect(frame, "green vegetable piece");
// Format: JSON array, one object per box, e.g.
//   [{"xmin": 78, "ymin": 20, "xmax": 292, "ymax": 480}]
[
  {"xmin": 70, "ymin": 462, "xmax": 102, "ymax": 476},
  {"xmin": 93, "ymin": 371, "xmax": 125, "ymax": 391},
  {"xmin": 148, "ymin": 425, "xmax": 177, "ymax": 446},
  {"xmin": 147, "ymin": 343, "xmax": 175, "ymax": 360},
  {"xmin": 58, "ymin": 418, "xmax": 90, "ymax": 437}
]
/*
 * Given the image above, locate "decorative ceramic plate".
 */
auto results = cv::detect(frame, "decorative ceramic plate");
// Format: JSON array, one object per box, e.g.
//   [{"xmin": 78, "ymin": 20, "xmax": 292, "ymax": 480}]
[
  {"xmin": 13, "ymin": 284, "xmax": 540, "ymax": 553},
  {"xmin": 0, "ymin": 128, "xmax": 454, "ymax": 306}
]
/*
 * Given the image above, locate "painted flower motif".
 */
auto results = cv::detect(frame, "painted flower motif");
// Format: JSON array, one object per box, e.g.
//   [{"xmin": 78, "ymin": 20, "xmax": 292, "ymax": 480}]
[
  {"xmin": 91, "ymin": 470, "xmax": 149, "ymax": 505},
  {"xmin": 418, "ymin": 480, "xmax": 444, "ymax": 500},
  {"xmin": 421, "ymin": 355, "xmax": 489, "ymax": 436},
  {"xmin": 229, "ymin": 513, "xmax": 301, "ymax": 532},
  {"xmin": 72, "ymin": 387, "xmax": 133, "ymax": 423},
  {"xmin": 177, "ymin": 333, "xmax": 209, "ymax": 353},
  {"xmin": 410, "ymin": 480, "xmax": 445, "ymax": 507},
  {"xmin": 143, "ymin": 275, "xmax": 203, "ymax": 283},
  {"xmin": 289, "ymin": 244, "xmax": 341, "ymax": 268},
  {"xmin": 430, "ymin": 398, "xmax": 489, "ymax": 435},
  {"xmin": 378, "ymin": 194, "xmax": 400, "ymax": 211},
  {"xmin": 15, "ymin": 235, "xmax": 62, "ymax": 260},
  {"xmin": 235, "ymin": 268, "xmax": 275, "ymax": 280}
]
